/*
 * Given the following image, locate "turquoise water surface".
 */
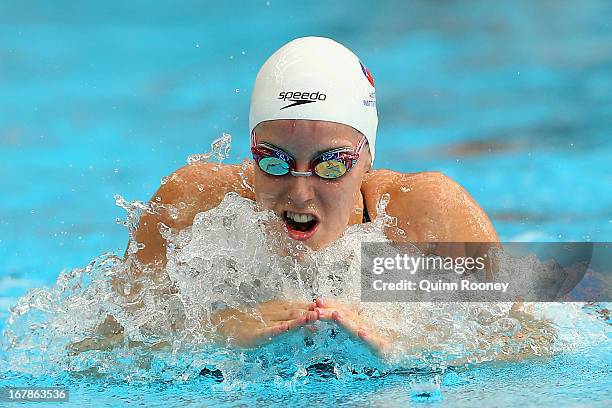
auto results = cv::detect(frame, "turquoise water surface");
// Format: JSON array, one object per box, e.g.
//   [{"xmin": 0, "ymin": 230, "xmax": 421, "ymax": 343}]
[{"xmin": 1, "ymin": 1, "xmax": 611, "ymax": 406}]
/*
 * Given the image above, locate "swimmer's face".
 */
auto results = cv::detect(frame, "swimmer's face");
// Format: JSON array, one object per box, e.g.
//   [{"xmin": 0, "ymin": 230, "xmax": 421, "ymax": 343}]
[{"xmin": 253, "ymin": 119, "xmax": 371, "ymax": 250}]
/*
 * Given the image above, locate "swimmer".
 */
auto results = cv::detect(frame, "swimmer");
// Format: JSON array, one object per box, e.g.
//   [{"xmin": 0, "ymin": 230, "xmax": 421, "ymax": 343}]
[{"xmin": 83, "ymin": 37, "xmax": 499, "ymax": 356}]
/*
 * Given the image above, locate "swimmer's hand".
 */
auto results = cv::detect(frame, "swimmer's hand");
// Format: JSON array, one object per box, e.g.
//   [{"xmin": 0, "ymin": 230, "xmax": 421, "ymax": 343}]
[
  {"xmin": 310, "ymin": 297, "xmax": 398, "ymax": 357},
  {"xmin": 66, "ymin": 315, "xmax": 170, "ymax": 355},
  {"xmin": 211, "ymin": 299, "xmax": 319, "ymax": 348}
]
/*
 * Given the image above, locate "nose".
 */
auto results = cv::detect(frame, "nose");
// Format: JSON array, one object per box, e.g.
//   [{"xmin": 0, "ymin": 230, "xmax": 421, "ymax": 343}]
[{"xmin": 286, "ymin": 174, "xmax": 315, "ymax": 208}]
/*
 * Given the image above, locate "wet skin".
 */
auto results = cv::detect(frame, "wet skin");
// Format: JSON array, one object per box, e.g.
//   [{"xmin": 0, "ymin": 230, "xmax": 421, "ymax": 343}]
[
  {"xmin": 251, "ymin": 120, "xmax": 371, "ymax": 250},
  {"xmin": 121, "ymin": 119, "xmax": 499, "ymax": 356}
]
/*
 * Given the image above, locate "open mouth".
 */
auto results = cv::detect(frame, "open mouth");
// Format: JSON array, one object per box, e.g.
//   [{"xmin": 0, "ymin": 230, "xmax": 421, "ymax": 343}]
[{"xmin": 284, "ymin": 211, "xmax": 319, "ymax": 240}]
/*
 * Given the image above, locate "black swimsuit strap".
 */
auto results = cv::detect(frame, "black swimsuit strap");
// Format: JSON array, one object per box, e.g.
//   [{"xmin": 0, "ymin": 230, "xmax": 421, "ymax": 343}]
[{"xmin": 361, "ymin": 190, "xmax": 371, "ymax": 223}]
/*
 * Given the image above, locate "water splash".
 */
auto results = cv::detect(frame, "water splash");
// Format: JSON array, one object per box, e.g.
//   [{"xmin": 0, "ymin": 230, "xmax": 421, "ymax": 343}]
[
  {"xmin": 410, "ymin": 377, "xmax": 443, "ymax": 403},
  {"xmin": 3, "ymin": 189, "xmax": 607, "ymax": 383},
  {"xmin": 1, "ymin": 137, "xmax": 610, "ymax": 384},
  {"xmin": 187, "ymin": 133, "xmax": 232, "ymax": 164}
]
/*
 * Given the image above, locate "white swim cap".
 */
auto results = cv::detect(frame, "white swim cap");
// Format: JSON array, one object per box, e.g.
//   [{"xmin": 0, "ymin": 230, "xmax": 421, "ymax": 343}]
[{"xmin": 249, "ymin": 36, "xmax": 378, "ymax": 162}]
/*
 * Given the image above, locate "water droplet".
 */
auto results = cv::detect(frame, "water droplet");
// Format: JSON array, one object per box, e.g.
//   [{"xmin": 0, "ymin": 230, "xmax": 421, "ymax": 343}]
[
  {"xmin": 161, "ymin": 176, "xmax": 169, "ymax": 185},
  {"xmin": 410, "ymin": 381, "xmax": 443, "ymax": 402},
  {"xmin": 187, "ymin": 133, "xmax": 232, "ymax": 164},
  {"xmin": 167, "ymin": 205, "xmax": 179, "ymax": 220},
  {"xmin": 235, "ymin": 88, "xmax": 240, "ymax": 93},
  {"xmin": 376, "ymin": 193, "xmax": 391, "ymax": 215}
]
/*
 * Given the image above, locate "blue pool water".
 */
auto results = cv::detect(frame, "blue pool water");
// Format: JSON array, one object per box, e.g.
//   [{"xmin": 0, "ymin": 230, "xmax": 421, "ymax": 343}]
[{"xmin": 1, "ymin": 0, "xmax": 611, "ymax": 406}]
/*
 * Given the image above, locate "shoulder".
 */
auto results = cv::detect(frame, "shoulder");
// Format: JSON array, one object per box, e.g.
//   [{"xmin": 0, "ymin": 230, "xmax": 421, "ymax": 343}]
[
  {"xmin": 154, "ymin": 161, "xmax": 256, "ymax": 227},
  {"xmin": 361, "ymin": 169, "xmax": 498, "ymax": 242},
  {"xmin": 159, "ymin": 161, "xmax": 254, "ymax": 193},
  {"xmin": 362, "ymin": 169, "xmax": 460, "ymax": 198},
  {"xmin": 362, "ymin": 169, "xmax": 466, "ymax": 218},
  {"xmin": 131, "ymin": 162, "xmax": 255, "ymax": 266}
]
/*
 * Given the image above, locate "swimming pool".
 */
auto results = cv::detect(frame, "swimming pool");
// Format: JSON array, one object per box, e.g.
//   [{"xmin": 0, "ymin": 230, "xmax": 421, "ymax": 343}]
[{"xmin": 1, "ymin": 0, "xmax": 611, "ymax": 406}]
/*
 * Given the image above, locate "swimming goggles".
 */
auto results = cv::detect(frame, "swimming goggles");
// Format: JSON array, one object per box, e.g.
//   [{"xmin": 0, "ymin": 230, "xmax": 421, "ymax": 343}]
[{"xmin": 250, "ymin": 130, "xmax": 368, "ymax": 179}]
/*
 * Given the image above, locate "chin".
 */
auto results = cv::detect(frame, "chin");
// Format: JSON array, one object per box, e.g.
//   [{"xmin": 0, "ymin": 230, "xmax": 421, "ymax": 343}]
[{"xmin": 305, "ymin": 236, "xmax": 334, "ymax": 251}]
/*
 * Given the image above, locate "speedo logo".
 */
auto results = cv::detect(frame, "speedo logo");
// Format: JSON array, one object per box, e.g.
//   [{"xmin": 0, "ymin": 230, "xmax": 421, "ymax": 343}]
[{"xmin": 278, "ymin": 91, "xmax": 326, "ymax": 110}]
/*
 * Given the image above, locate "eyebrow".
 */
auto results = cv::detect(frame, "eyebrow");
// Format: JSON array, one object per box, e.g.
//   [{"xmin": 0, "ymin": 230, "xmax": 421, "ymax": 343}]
[{"xmin": 259, "ymin": 141, "xmax": 355, "ymax": 160}]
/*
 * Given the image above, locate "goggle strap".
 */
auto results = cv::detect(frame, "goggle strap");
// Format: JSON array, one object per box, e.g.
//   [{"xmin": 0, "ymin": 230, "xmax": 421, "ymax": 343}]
[
  {"xmin": 356, "ymin": 135, "xmax": 367, "ymax": 154},
  {"xmin": 252, "ymin": 130, "xmax": 367, "ymax": 178}
]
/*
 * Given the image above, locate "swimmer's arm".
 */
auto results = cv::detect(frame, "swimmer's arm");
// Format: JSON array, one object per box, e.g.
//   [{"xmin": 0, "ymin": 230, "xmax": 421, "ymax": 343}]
[
  {"xmin": 312, "ymin": 298, "xmax": 554, "ymax": 363},
  {"xmin": 363, "ymin": 171, "xmax": 499, "ymax": 272},
  {"xmin": 66, "ymin": 315, "xmax": 170, "ymax": 354},
  {"xmin": 71, "ymin": 163, "xmax": 255, "ymax": 354},
  {"xmin": 67, "ymin": 300, "xmax": 318, "ymax": 354},
  {"xmin": 124, "ymin": 161, "xmax": 255, "ymax": 270},
  {"xmin": 365, "ymin": 170, "xmax": 499, "ymax": 243}
]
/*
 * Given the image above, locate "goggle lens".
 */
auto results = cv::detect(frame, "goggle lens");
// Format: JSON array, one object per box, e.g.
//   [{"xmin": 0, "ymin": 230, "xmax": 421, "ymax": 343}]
[
  {"xmin": 314, "ymin": 160, "xmax": 347, "ymax": 179},
  {"xmin": 258, "ymin": 156, "xmax": 290, "ymax": 175}
]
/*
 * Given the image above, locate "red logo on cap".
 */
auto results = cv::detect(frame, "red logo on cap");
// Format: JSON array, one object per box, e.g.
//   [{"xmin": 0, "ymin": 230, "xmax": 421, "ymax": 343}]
[{"xmin": 359, "ymin": 61, "xmax": 375, "ymax": 87}]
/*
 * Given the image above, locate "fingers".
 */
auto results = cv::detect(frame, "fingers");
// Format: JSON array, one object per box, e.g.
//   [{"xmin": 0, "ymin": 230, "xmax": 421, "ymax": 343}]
[
  {"xmin": 259, "ymin": 299, "xmax": 317, "ymax": 312},
  {"xmin": 331, "ymin": 310, "xmax": 362, "ymax": 334},
  {"xmin": 281, "ymin": 310, "xmax": 319, "ymax": 330},
  {"xmin": 313, "ymin": 298, "xmax": 360, "ymax": 322},
  {"xmin": 218, "ymin": 298, "xmax": 392, "ymax": 355},
  {"xmin": 312, "ymin": 298, "xmax": 393, "ymax": 356},
  {"xmin": 259, "ymin": 299, "xmax": 318, "ymax": 322},
  {"xmin": 315, "ymin": 306, "xmax": 365, "ymax": 337},
  {"xmin": 264, "ymin": 308, "xmax": 310, "ymax": 322},
  {"xmin": 357, "ymin": 329, "xmax": 393, "ymax": 356},
  {"xmin": 252, "ymin": 310, "xmax": 319, "ymax": 345},
  {"xmin": 214, "ymin": 301, "xmax": 322, "ymax": 348},
  {"xmin": 326, "ymin": 309, "xmax": 391, "ymax": 356},
  {"xmin": 258, "ymin": 322, "xmax": 290, "ymax": 337}
]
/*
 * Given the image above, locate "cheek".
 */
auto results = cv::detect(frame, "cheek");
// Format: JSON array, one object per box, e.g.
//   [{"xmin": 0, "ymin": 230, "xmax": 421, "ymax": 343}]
[
  {"xmin": 253, "ymin": 172, "xmax": 286, "ymax": 205},
  {"xmin": 318, "ymin": 179, "xmax": 361, "ymax": 218}
]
